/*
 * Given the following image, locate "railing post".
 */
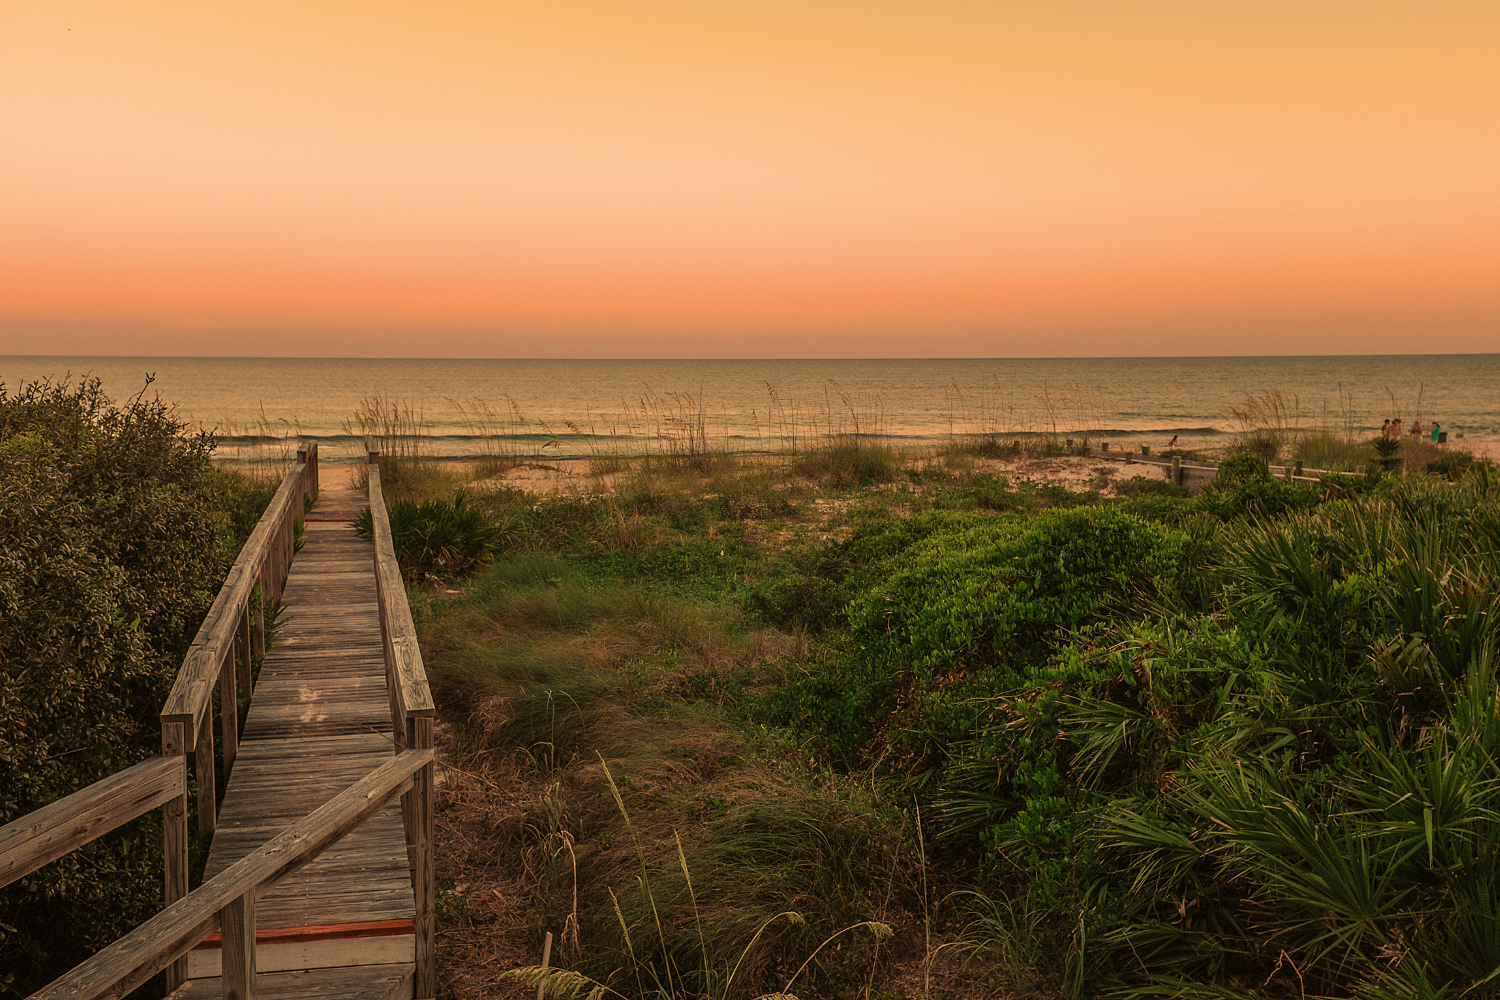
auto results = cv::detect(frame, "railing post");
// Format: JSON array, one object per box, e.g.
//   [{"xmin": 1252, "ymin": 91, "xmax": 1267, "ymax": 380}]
[
  {"xmin": 221, "ymin": 894, "xmax": 257, "ymax": 1000},
  {"xmin": 195, "ymin": 707, "xmax": 217, "ymax": 835},
  {"xmin": 237, "ymin": 607, "xmax": 253, "ymax": 701},
  {"xmin": 252, "ymin": 585, "xmax": 266, "ymax": 660},
  {"xmin": 410, "ymin": 716, "xmax": 436, "ymax": 999},
  {"xmin": 1171, "ymin": 456, "xmax": 1182, "ymax": 486},
  {"xmin": 162, "ymin": 723, "xmax": 190, "ymax": 991},
  {"xmin": 219, "ymin": 648, "xmax": 240, "ymax": 777}
]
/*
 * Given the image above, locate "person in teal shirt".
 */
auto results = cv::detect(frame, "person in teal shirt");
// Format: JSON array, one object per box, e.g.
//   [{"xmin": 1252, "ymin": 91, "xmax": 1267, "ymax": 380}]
[{"xmin": 1431, "ymin": 422, "xmax": 1441, "ymax": 441}]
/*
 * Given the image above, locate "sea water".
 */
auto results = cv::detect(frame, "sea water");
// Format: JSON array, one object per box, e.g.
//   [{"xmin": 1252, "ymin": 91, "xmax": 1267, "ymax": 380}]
[{"xmin": 4, "ymin": 355, "xmax": 1496, "ymax": 465}]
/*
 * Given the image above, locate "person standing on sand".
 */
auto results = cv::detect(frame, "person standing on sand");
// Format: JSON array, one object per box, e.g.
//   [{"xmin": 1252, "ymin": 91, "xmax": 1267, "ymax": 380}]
[
  {"xmin": 1382, "ymin": 419, "xmax": 1391, "ymax": 438},
  {"xmin": 1431, "ymin": 422, "xmax": 1442, "ymax": 441},
  {"xmin": 1412, "ymin": 419, "xmax": 1423, "ymax": 438},
  {"xmin": 1392, "ymin": 417, "xmax": 1403, "ymax": 438}
]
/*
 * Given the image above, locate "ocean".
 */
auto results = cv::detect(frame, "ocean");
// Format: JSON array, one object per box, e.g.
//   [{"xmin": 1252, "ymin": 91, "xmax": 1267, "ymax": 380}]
[{"xmin": 4, "ymin": 355, "xmax": 1497, "ymax": 466}]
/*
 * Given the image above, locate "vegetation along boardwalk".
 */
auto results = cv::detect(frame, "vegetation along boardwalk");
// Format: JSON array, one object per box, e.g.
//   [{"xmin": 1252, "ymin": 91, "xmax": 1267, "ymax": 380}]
[{"xmin": 1, "ymin": 445, "xmax": 437, "ymax": 1000}]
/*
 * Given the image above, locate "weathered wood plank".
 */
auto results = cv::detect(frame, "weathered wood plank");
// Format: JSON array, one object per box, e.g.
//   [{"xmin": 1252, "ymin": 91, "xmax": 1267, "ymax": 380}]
[
  {"xmin": 164, "ymin": 460, "xmax": 309, "ymax": 748},
  {"xmin": 169, "ymin": 962, "xmax": 414, "ymax": 1000},
  {"xmin": 32, "ymin": 750, "xmax": 431, "ymax": 1000},
  {"xmin": 0, "ymin": 756, "xmax": 184, "ymax": 888}
]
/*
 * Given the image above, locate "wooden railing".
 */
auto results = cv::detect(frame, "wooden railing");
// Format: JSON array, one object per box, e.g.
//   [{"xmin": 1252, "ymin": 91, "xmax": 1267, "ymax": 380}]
[
  {"xmin": 162, "ymin": 443, "xmax": 320, "ymax": 833},
  {"xmin": 29, "ymin": 749, "xmax": 431, "ymax": 1000},
  {"xmin": 6, "ymin": 441, "xmax": 441, "ymax": 1000},
  {"xmin": 0, "ymin": 757, "xmax": 185, "ymax": 889},
  {"xmin": 367, "ymin": 447, "xmax": 437, "ymax": 999}
]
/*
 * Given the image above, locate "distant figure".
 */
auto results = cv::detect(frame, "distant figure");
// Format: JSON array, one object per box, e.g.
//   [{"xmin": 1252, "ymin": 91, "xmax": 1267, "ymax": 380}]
[
  {"xmin": 1411, "ymin": 419, "xmax": 1423, "ymax": 437},
  {"xmin": 1392, "ymin": 417, "xmax": 1403, "ymax": 438},
  {"xmin": 1167, "ymin": 434, "xmax": 1178, "ymax": 450},
  {"xmin": 1431, "ymin": 422, "xmax": 1442, "ymax": 441},
  {"xmin": 1382, "ymin": 419, "xmax": 1391, "ymax": 438}
]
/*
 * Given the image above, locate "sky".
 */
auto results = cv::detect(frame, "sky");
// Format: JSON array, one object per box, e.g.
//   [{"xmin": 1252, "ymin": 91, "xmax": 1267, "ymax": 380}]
[{"xmin": 2, "ymin": 1, "xmax": 1498, "ymax": 358}]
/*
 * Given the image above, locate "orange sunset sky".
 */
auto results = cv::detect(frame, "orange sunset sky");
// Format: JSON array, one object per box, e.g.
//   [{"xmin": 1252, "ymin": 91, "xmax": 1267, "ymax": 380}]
[{"xmin": 2, "ymin": 1, "xmax": 1498, "ymax": 358}]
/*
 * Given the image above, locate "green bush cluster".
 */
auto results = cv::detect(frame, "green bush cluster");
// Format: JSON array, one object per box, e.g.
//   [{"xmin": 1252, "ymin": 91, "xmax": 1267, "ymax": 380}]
[
  {"xmin": 355, "ymin": 490, "xmax": 500, "ymax": 581},
  {"xmin": 0, "ymin": 378, "xmax": 254, "ymax": 995},
  {"xmin": 741, "ymin": 460, "xmax": 1500, "ymax": 995}
]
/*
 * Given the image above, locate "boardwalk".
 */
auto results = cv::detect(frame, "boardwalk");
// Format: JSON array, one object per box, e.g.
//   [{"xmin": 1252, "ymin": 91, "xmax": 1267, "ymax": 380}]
[
  {"xmin": 180, "ymin": 486, "xmax": 418, "ymax": 999},
  {"xmin": 4, "ymin": 448, "xmax": 434, "ymax": 1000}
]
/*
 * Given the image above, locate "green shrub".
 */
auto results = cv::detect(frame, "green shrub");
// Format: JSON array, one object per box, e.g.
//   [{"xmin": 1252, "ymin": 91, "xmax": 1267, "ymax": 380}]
[
  {"xmin": 849, "ymin": 507, "xmax": 1183, "ymax": 681},
  {"xmin": 355, "ymin": 490, "xmax": 498, "ymax": 581},
  {"xmin": 1198, "ymin": 451, "xmax": 1321, "ymax": 520},
  {"xmin": 0, "ymin": 377, "xmax": 237, "ymax": 995},
  {"xmin": 1115, "ymin": 474, "xmax": 1190, "ymax": 499}
]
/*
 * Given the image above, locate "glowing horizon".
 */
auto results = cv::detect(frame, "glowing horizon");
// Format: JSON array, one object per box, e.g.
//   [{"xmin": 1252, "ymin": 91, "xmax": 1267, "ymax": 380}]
[{"xmin": 2, "ymin": 2, "xmax": 1498, "ymax": 357}]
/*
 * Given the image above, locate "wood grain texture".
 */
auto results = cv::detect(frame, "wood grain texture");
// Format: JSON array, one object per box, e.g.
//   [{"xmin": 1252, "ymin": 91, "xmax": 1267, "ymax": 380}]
[
  {"xmin": 169, "ymin": 963, "xmax": 413, "ymax": 1000},
  {"xmin": 164, "ymin": 460, "xmax": 308, "ymax": 745},
  {"xmin": 0, "ymin": 756, "xmax": 184, "ymax": 887},
  {"xmin": 32, "ymin": 751, "xmax": 430, "ymax": 1000}
]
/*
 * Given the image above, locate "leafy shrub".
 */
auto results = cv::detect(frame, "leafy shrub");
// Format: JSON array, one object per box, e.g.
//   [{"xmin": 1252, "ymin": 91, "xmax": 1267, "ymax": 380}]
[
  {"xmin": 0, "ymin": 377, "xmax": 237, "ymax": 995},
  {"xmin": 1114, "ymin": 474, "xmax": 1190, "ymax": 499},
  {"xmin": 1198, "ymin": 450, "xmax": 1321, "ymax": 520},
  {"xmin": 355, "ymin": 490, "xmax": 498, "ymax": 580},
  {"xmin": 848, "ymin": 507, "xmax": 1183, "ymax": 682}
]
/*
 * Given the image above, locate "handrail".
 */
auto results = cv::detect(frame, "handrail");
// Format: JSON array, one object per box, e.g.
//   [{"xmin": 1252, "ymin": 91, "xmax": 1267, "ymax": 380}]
[
  {"xmin": 156, "ymin": 441, "xmax": 317, "ymax": 989},
  {"xmin": 367, "ymin": 455, "xmax": 436, "ymax": 733},
  {"xmin": 31, "ymin": 749, "xmax": 432, "ymax": 1000},
  {"xmin": 365, "ymin": 446, "xmax": 438, "ymax": 1000},
  {"xmin": 0, "ymin": 756, "xmax": 185, "ymax": 889}
]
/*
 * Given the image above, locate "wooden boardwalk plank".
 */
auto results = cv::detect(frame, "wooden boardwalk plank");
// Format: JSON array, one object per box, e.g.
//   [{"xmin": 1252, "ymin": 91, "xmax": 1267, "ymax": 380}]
[{"xmin": 192, "ymin": 487, "xmax": 413, "ymax": 987}]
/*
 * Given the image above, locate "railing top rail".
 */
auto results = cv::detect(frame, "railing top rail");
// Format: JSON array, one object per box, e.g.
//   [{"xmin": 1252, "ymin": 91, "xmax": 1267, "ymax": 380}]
[
  {"xmin": 0, "ymin": 756, "xmax": 184, "ymax": 890},
  {"xmin": 31, "ymin": 748, "xmax": 432, "ymax": 1000},
  {"xmin": 160, "ymin": 446, "xmax": 313, "ymax": 745},
  {"xmin": 367, "ymin": 455, "xmax": 435, "ymax": 719}
]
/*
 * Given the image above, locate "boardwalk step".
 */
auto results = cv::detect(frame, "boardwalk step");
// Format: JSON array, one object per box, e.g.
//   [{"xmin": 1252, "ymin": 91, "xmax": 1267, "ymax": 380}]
[
  {"xmin": 187, "ymin": 919, "xmax": 415, "ymax": 977},
  {"xmin": 169, "ymin": 962, "xmax": 414, "ymax": 1000}
]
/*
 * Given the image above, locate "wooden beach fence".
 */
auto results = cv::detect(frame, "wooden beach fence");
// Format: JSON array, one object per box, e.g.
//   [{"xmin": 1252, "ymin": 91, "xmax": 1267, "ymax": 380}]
[{"xmin": 2, "ymin": 440, "xmax": 439, "ymax": 999}]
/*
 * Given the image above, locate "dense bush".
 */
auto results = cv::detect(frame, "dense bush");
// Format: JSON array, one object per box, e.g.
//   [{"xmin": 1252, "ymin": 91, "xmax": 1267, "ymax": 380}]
[
  {"xmin": 355, "ymin": 490, "xmax": 499, "ymax": 581},
  {"xmin": 744, "ymin": 465, "xmax": 1500, "ymax": 996},
  {"xmin": 0, "ymin": 378, "xmax": 241, "ymax": 995}
]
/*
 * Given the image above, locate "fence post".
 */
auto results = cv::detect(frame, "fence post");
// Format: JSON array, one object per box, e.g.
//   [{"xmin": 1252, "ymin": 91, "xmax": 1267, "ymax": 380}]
[
  {"xmin": 253, "ymin": 585, "xmax": 266, "ymax": 660},
  {"xmin": 162, "ymin": 722, "xmax": 190, "ymax": 991},
  {"xmin": 221, "ymin": 893, "xmax": 258, "ymax": 1000},
  {"xmin": 1171, "ymin": 456, "xmax": 1182, "ymax": 486},
  {"xmin": 238, "ymin": 607, "xmax": 253, "ymax": 695},
  {"xmin": 219, "ymin": 646, "xmax": 239, "ymax": 777},
  {"xmin": 410, "ymin": 716, "xmax": 436, "ymax": 999},
  {"xmin": 195, "ymin": 707, "xmax": 217, "ymax": 835}
]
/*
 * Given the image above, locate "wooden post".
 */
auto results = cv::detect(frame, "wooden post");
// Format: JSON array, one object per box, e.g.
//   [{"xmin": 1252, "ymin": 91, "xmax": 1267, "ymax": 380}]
[
  {"xmin": 219, "ymin": 647, "xmax": 240, "ymax": 777},
  {"xmin": 252, "ymin": 585, "xmax": 266, "ymax": 660},
  {"xmin": 237, "ymin": 608, "xmax": 252, "ymax": 700},
  {"xmin": 411, "ymin": 716, "xmax": 437, "ymax": 1000},
  {"xmin": 195, "ymin": 707, "xmax": 217, "ymax": 835},
  {"xmin": 162, "ymin": 722, "xmax": 190, "ymax": 991},
  {"xmin": 221, "ymin": 894, "xmax": 257, "ymax": 1000},
  {"xmin": 1294, "ymin": 460, "xmax": 1304, "ymax": 477},
  {"xmin": 1171, "ymin": 456, "xmax": 1182, "ymax": 486},
  {"xmin": 537, "ymin": 932, "xmax": 553, "ymax": 1000}
]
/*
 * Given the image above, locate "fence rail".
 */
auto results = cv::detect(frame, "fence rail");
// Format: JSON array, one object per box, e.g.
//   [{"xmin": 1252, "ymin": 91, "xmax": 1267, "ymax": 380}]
[
  {"xmin": 31, "ymin": 749, "xmax": 431, "ymax": 1000},
  {"xmin": 0, "ymin": 756, "xmax": 185, "ymax": 890},
  {"xmin": 366, "ymin": 445, "xmax": 437, "ymax": 998}
]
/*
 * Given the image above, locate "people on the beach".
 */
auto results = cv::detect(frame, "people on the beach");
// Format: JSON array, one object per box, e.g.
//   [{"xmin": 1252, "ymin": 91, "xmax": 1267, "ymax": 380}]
[
  {"xmin": 1382, "ymin": 419, "xmax": 1391, "ymax": 438},
  {"xmin": 1392, "ymin": 417, "xmax": 1403, "ymax": 438},
  {"xmin": 1167, "ymin": 434, "xmax": 1178, "ymax": 450},
  {"xmin": 1431, "ymin": 422, "xmax": 1442, "ymax": 441},
  {"xmin": 1411, "ymin": 419, "xmax": 1423, "ymax": 437}
]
